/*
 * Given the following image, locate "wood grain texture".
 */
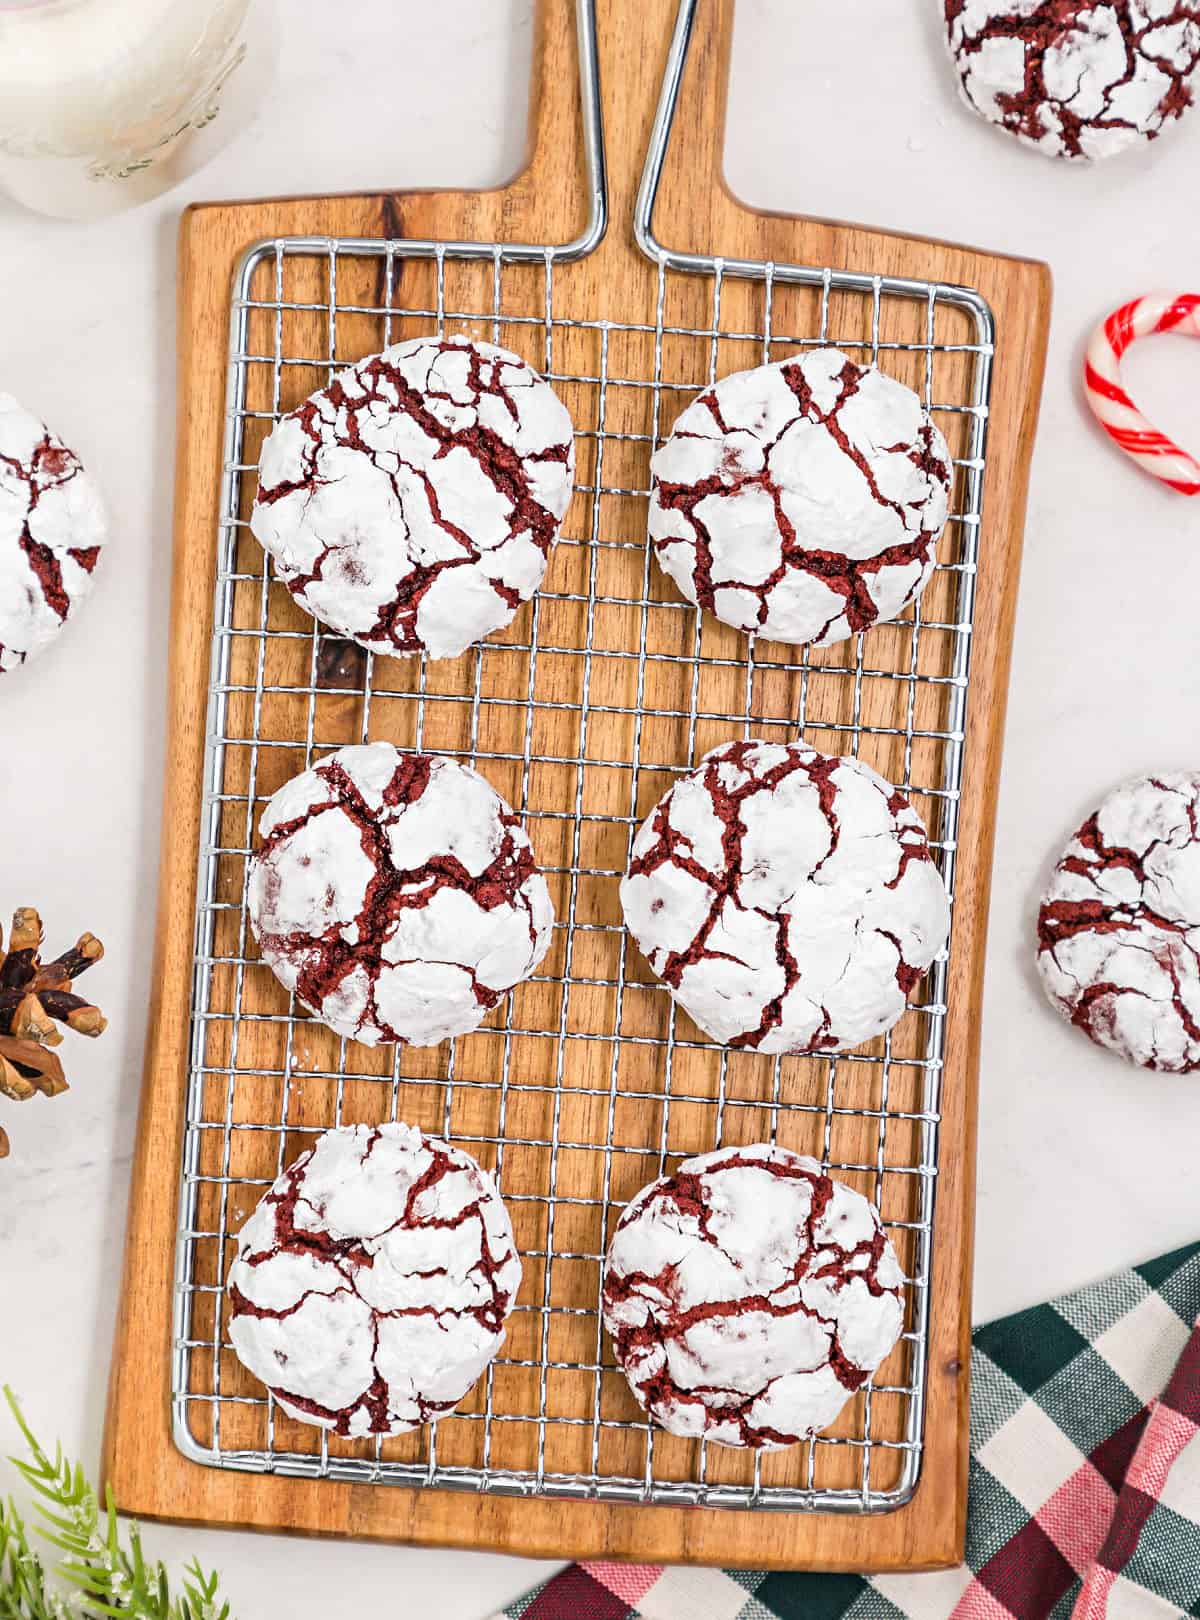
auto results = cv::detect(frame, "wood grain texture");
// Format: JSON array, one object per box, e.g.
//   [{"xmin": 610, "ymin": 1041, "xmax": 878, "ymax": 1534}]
[{"xmin": 103, "ymin": 0, "xmax": 1051, "ymax": 1572}]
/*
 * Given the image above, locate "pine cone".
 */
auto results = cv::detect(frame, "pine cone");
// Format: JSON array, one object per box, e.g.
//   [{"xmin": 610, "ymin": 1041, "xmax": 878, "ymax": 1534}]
[{"xmin": 0, "ymin": 907, "xmax": 106, "ymax": 1158}]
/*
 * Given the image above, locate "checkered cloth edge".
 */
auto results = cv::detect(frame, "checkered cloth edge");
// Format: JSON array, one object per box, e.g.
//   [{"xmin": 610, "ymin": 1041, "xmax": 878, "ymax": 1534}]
[{"xmin": 492, "ymin": 1243, "xmax": 1200, "ymax": 1620}]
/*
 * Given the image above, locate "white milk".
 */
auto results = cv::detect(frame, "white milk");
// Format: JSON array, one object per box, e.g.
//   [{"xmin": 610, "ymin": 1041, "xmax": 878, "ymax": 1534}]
[{"xmin": 0, "ymin": 0, "xmax": 272, "ymax": 218}]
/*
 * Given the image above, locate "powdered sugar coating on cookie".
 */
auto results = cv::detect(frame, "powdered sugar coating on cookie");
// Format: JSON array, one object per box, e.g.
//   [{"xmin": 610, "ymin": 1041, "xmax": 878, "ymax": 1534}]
[
  {"xmin": 1037, "ymin": 772, "xmax": 1200, "ymax": 1071},
  {"xmin": 602, "ymin": 1144, "xmax": 905, "ymax": 1449},
  {"xmin": 648, "ymin": 350, "xmax": 952, "ymax": 648},
  {"xmin": 946, "ymin": 0, "xmax": 1200, "ymax": 161},
  {"xmin": 248, "ymin": 742, "xmax": 554, "ymax": 1047},
  {"xmin": 620, "ymin": 740, "xmax": 950, "ymax": 1054},
  {"xmin": 251, "ymin": 336, "xmax": 575, "ymax": 661},
  {"xmin": 0, "ymin": 393, "xmax": 105, "ymax": 675},
  {"xmin": 228, "ymin": 1123, "xmax": 522, "ymax": 1437}
]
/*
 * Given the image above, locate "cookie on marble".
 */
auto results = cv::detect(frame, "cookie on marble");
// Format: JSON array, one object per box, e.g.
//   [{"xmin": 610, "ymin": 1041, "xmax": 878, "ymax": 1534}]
[
  {"xmin": 228, "ymin": 1123, "xmax": 521, "ymax": 1437},
  {"xmin": 251, "ymin": 336, "xmax": 575, "ymax": 661},
  {"xmin": 247, "ymin": 742, "xmax": 554, "ymax": 1047},
  {"xmin": 0, "ymin": 393, "xmax": 105, "ymax": 675},
  {"xmin": 602, "ymin": 1143, "xmax": 905, "ymax": 1449},
  {"xmin": 1037, "ymin": 772, "xmax": 1200, "ymax": 1071},
  {"xmin": 945, "ymin": 0, "xmax": 1200, "ymax": 161},
  {"xmin": 619, "ymin": 739, "xmax": 950, "ymax": 1054},
  {"xmin": 647, "ymin": 349, "xmax": 952, "ymax": 647}
]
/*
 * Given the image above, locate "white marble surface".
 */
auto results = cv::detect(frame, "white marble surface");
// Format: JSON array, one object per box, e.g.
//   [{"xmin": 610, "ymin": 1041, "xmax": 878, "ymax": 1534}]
[{"xmin": 3, "ymin": 1, "xmax": 1200, "ymax": 1612}]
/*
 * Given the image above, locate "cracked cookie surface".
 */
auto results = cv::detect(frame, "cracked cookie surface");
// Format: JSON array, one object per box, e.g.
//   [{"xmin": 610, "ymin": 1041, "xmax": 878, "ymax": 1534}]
[
  {"xmin": 251, "ymin": 335, "xmax": 575, "ymax": 660},
  {"xmin": 228, "ymin": 1123, "xmax": 521, "ymax": 1437},
  {"xmin": 0, "ymin": 393, "xmax": 105, "ymax": 675},
  {"xmin": 647, "ymin": 349, "xmax": 951, "ymax": 648},
  {"xmin": 946, "ymin": 0, "xmax": 1200, "ymax": 160},
  {"xmin": 248, "ymin": 742, "xmax": 554, "ymax": 1047},
  {"xmin": 602, "ymin": 1144, "xmax": 905, "ymax": 1449},
  {"xmin": 1037, "ymin": 772, "xmax": 1200, "ymax": 1071},
  {"xmin": 620, "ymin": 739, "xmax": 950, "ymax": 1055}
]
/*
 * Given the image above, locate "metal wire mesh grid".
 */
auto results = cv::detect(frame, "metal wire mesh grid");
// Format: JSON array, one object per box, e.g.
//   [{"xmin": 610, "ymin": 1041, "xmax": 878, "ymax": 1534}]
[{"xmin": 171, "ymin": 233, "xmax": 994, "ymax": 1514}]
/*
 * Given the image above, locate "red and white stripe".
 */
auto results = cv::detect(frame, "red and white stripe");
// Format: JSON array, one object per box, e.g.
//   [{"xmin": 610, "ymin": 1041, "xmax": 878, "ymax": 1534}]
[{"xmin": 1084, "ymin": 291, "xmax": 1200, "ymax": 497}]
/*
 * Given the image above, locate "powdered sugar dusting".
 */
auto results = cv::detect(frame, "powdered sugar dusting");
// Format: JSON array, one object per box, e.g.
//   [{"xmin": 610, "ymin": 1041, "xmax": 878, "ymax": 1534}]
[
  {"xmin": 0, "ymin": 393, "xmax": 105, "ymax": 675},
  {"xmin": 248, "ymin": 742, "xmax": 554, "ymax": 1047},
  {"xmin": 946, "ymin": 0, "xmax": 1200, "ymax": 161},
  {"xmin": 251, "ymin": 335, "xmax": 575, "ymax": 661},
  {"xmin": 602, "ymin": 1144, "xmax": 905, "ymax": 1450},
  {"xmin": 228, "ymin": 1123, "xmax": 522, "ymax": 1437},
  {"xmin": 648, "ymin": 350, "xmax": 951, "ymax": 648},
  {"xmin": 1037, "ymin": 771, "xmax": 1200, "ymax": 1071},
  {"xmin": 620, "ymin": 740, "xmax": 950, "ymax": 1055}
]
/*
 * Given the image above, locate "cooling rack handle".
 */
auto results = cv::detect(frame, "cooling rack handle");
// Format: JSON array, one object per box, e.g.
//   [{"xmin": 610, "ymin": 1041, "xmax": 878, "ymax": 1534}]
[
  {"xmin": 521, "ymin": 0, "xmax": 607, "ymax": 256},
  {"xmin": 632, "ymin": 0, "xmax": 732, "ymax": 261},
  {"xmin": 523, "ymin": 0, "xmax": 735, "ymax": 252}
]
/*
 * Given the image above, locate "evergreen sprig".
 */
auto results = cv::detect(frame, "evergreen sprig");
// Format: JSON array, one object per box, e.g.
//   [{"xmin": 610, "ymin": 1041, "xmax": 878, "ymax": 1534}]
[{"xmin": 0, "ymin": 1390, "xmax": 232, "ymax": 1620}]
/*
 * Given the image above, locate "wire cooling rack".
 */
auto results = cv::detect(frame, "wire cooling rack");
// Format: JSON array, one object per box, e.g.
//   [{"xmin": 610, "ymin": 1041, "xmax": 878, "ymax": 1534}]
[{"xmin": 171, "ymin": 0, "xmax": 995, "ymax": 1515}]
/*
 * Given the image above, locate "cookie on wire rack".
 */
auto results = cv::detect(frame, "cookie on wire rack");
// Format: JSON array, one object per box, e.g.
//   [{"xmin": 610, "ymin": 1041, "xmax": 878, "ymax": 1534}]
[
  {"xmin": 247, "ymin": 742, "xmax": 554, "ymax": 1048},
  {"xmin": 251, "ymin": 335, "xmax": 575, "ymax": 661},
  {"xmin": 601, "ymin": 1144, "xmax": 905, "ymax": 1450},
  {"xmin": 228, "ymin": 1123, "xmax": 521, "ymax": 1437},
  {"xmin": 647, "ymin": 348, "xmax": 952, "ymax": 648},
  {"xmin": 619, "ymin": 739, "xmax": 950, "ymax": 1055}
]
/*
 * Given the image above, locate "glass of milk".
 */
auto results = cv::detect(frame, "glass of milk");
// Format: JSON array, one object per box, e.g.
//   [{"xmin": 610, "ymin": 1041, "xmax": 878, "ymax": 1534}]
[{"xmin": 0, "ymin": 0, "xmax": 270, "ymax": 219}]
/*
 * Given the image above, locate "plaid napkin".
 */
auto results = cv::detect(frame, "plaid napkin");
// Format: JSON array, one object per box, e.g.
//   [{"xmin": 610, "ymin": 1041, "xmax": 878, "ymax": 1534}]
[{"xmin": 493, "ymin": 1242, "xmax": 1200, "ymax": 1620}]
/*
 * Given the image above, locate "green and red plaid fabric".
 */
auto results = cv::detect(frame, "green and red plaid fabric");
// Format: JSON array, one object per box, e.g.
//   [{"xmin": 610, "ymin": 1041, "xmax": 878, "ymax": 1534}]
[{"xmin": 493, "ymin": 1242, "xmax": 1200, "ymax": 1620}]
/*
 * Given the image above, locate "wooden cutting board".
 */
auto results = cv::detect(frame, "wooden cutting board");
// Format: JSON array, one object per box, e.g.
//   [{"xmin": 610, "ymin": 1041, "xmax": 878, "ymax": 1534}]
[{"xmin": 103, "ymin": 0, "xmax": 1050, "ymax": 1573}]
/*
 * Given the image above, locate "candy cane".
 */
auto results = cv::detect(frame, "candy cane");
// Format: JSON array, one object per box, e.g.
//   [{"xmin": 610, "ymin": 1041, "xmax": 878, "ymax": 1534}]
[{"xmin": 1084, "ymin": 291, "xmax": 1200, "ymax": 497}]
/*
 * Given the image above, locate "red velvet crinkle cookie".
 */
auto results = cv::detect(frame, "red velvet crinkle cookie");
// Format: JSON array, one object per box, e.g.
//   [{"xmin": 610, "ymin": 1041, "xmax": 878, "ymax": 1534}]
[
  {"xmin": 228, "ymin": 1124, "xmax": 521, "ymax": 1437},
  {"xmin": 248, "ymin": 742, "xmax": 553, "ymax": 1048},
  {"xmin": 620, "ymin": 740, "xmax": 950, "ymax": 1055},
  {"xmin": 251, "ymin": 336, "xmax": 575, "ymax": 661},
  {"xmin": 1037, "ymin": 772, "xmax": 1200, "ymax": 1072},
  {"xmin": 945, "ymin": 0, "xmax": 1200, "ymax": 161},
  {"xmin": 648, "ymin": 348, "xmax": 952, "ymax": 648},
  {"xmin": 0, "ymin": 393, "xmax": 105, "ymax": 675},
  {"xmin": 602, "ymin": 1144, "xmax": 905, "ymax": 1450}
]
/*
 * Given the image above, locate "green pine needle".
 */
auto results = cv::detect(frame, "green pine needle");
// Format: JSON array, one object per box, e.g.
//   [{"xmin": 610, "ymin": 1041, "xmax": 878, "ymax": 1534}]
[{"xmin": 0, "ymin": 1389, "xmax": 234, "ymax": 1620}]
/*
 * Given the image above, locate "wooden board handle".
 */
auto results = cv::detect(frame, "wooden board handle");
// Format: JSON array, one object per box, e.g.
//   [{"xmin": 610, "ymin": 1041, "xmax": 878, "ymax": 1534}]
[{"xmin": 524, "ymin": 0, "xmax": 736, "ymax": 241}]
